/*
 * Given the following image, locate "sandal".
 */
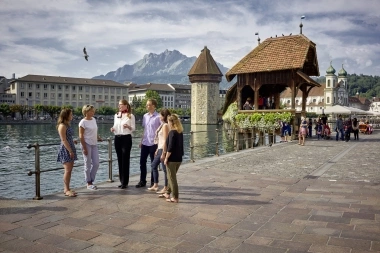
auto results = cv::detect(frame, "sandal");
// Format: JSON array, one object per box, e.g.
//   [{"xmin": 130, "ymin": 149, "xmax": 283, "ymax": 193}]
[
  {"xmin": 158, "ymin": 193, "xmax": 170, "ymax": 199},
  {"xmin": 166, "ymin": 198, "xmax": 179, "ymax": 203},
  {"xmin": 64, "ymin": 190, "xmax": 77, "ymax": 197}
]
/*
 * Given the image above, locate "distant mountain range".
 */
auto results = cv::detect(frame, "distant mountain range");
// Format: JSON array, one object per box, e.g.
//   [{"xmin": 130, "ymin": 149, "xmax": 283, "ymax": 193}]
[{"xmin": 92, "ymin": 49, "xmax": 233, "ymax": 89}]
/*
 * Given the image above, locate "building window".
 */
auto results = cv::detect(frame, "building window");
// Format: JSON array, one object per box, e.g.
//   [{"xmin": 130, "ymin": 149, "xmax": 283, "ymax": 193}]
[
  {"xmin": 72, "ymin": 94, "xmax": 76, "ymax": 98},
  {"xmin": 327, "ymin": 80, "xmax": 330, "ymax": 87},
  {"xmin": 21, "ymin": 92, "xmax": 25, "ymax": 97},
  {"xmin": 105, "ymin": 95, "xmax": 108, "ymax": 100},
  {"xmin": 66, "ymin": 94, "xmax": 69, "ymax": 99},
  {"xmin": 65, "ymin": 85, "xmax": 69, "ymax": 90},
  {"xmin": 327, "ymin": 97, "xmax": 330, "ymax": 103},
  {"xmin": 92, "ymin": 87, "xmax": 96, "ymax": 92},
  {"xmin": 44, "ymin": 84, "xmax": 48, "ymax": 90},
  {"xmin": 92, "ymin": 95, "xmax": 95, "ymax": 99},
  {"xmin": 36, "ymin": 84, "xmax": 40, "ymax": 89},
  {"xmin": 72, "ymin": 86, "xmax": 76, "ymax": 91},
  {"xmin": 86, "ymin": 94, "xmax": 89, "ymax": 99},
  {"xmin": 98, "ymin": 95, "xmax": 102, "ymax": 99},
  {"xmin": 44, "ymin": 93, "xmax": 48, "ymax": 98},
  {"xmin": 51, "ymin": 93, "xmax": 55, "ymax": 98},
  {"xmin": 58, "ymin": 93, "xmax": 62, "ymax": 98},
  {"xmin": 28, "ymin": 83, "xmax": 33, "ymax": 88},
  {"xmin": 117, "ymin": 96, "xmax": 121, "ymax": 100},
  {"xmin": 79, "ymin": 86, "xmax": 83, "ymax": 91},
  {"xmin": 98, "ymin": 87, "xmax": 102, "ymax": 92},
  {"xmin": 28, "ymin": 92, "xmax": 32, "ymax": 97},
  {"xmin": 85, "ymin": 86, "xmax": 90, "ymax": 92},
  {"xmin": 104, "ymin": 87, "xmax": 109, "ymax": 92},
  {"xmin": 36, "ymin": 92, "xmax": 40, "ymax": 98},
  {"xmin": 111, "ymin": 95, "xmax": 115, "ymax": 100},
  {"xmin": 58, "ymin": 85, "xmax": 62, "ymax": 90},
  {"xmin": 313, "ymin": 99, "xmax": 316, "ymax": 103},
  {"xmin": 51, "ymin": 85, "xmax": 55, "ymax": 90},
  {"xmin": 79, "ymin": 94, "xmax": 82, "ymax": 100}
]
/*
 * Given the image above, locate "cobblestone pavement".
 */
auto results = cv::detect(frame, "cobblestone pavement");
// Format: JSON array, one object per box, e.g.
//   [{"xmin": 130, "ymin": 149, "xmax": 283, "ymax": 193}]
[{"xmin": 0, "ymin": 131, "xmax": 379, "ymax": 252}]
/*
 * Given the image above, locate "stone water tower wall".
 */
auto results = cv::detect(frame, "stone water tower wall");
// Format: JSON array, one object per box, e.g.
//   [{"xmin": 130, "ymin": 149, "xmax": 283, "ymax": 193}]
[{"xmin": 191, "ymin": 82, "xmax": 219, "ymax": 124}]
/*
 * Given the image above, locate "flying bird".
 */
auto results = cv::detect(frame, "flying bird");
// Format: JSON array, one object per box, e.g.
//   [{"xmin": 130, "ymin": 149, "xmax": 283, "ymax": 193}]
[
  {"xmin": 290, "ymin": 33, "xmax": 292, "ymax": 35},
  {"xmin": 282, "ymin": 33, "xmax": 284, "ymax": 36},
  {"xmin": 83, "ymin": 47, "xmax": 89, "ymax": 61}
]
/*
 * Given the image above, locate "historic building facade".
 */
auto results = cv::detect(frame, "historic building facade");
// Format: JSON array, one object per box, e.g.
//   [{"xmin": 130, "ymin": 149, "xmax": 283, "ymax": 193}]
[
  {"xmin": 8, "ymin": 75, "xmax": 128, "ymax": 108},
  {"xmin": 280, "ymin": 62, "xmax": 370, "ymax": 113}
]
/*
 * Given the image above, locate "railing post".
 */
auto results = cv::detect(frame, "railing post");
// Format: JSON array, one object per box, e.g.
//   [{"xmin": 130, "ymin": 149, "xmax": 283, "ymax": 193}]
[
  {"xmin": 235, "ymin": 128, "xmax": 239, "ymax": 152},
  {"xmin": 251, "ymin": 127, "xmax": 255, "ymax": 149},
  {"xmin": 190, "ymin": 131, "xmax": 195, "ymax": 162},
  {"xmin": 107, "ymin": 138, "xmax": 114, "ymax": 182},
  {"xmin": 215, "ymin": 128, "xmax": 219, "ymax": 156},
  {"xmin": 34, "ymin": 142, "xmax": 42, "ymax": 200}
]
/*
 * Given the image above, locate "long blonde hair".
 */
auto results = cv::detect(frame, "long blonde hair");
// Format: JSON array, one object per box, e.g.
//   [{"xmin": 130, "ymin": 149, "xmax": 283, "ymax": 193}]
[
  {"xmin": 56, "ymin": 108, "xmax": 72, "ymax": 129},
  {"xmin": 168, "ymin": 114, "xmax": 183, "ymax": 133}
]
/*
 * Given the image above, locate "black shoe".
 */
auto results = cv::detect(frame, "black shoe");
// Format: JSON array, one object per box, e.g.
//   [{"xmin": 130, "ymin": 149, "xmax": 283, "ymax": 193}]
[
  {"xmin": 118, "ymin": 185, "xmax": 122, "ymax": 188},
  {"xmin": 121, "ymin": 185, "xmax": 127, "ymax": 189},
  {"xmin": 135, "ymin": 181, "xmax": 146, "ymax": 188}
]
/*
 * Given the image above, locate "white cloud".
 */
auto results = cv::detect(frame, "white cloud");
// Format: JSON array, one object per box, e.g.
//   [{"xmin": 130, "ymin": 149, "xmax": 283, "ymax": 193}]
[{"xmin": 0, "ymin": 0, "xmax": 379, "ymax": 79}]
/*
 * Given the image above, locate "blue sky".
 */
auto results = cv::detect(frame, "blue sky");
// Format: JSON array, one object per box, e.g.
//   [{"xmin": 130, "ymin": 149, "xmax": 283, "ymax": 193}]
[{"xmin": 1, "ymin": 0, "xmax": 379, "ymax": 80}]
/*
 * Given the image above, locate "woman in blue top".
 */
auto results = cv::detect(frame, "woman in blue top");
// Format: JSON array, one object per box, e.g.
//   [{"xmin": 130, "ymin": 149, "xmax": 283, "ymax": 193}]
[{"xmin": 57, "ymin": 108, "xmax": 77, "ymax": 197}]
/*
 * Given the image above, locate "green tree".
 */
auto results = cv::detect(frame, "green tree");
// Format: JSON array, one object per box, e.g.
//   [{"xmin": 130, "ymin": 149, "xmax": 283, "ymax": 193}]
[
  {"xmin": 34, "ymin": 104, "xmax": 44, "ymax": 119},
  {"xmin": 0, "ymin": 103, "xmax": 12, "ymax": 118},
  {"xmin": 43, "ymin": 105, "xmax": 61, "ymax": 119},
  {"xmin": 130, "ymin": 95, "xmax": 142, "ymax": 109},
  {"xmin": 9, "ymin": 104, "xmax": 29, "ymax": 120},
  {"xmin": 73, "ymin": 107, "xmax": 82, "ymax": 116},
  {"xmin": 141, "ymin": 90, "xmax": 163, "ymax": 109},
  {"xmin": 97, "ymin": 106, "xmax": 117, "ymax": 115}
]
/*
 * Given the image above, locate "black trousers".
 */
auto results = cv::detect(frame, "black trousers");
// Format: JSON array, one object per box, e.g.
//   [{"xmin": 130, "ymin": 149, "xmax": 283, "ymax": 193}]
[{"xmin": 114, "ymin": 135, "xmax": 132, "ymax": 186}]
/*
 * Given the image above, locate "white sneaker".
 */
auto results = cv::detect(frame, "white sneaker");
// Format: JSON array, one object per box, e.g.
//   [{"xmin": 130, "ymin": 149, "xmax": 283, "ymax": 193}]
[{"xmin": 87, "ymin": 185, "xmax": 97, "ymax": 190}]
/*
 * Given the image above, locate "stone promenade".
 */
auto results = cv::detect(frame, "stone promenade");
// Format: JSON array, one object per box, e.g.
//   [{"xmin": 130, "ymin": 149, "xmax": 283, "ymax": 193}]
[{"xmin": 1, "ymin": 131, "xmax": 380, "ymax": 253}]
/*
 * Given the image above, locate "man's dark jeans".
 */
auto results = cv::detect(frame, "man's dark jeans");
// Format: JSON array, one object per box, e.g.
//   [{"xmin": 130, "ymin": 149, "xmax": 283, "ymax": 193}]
[
  {"xmin": 336, "ymin": 129, "xmax": 344, "ymax": 141},
  {"xmin": 140, "ymin": 144, "xmax": 157, "ymax": 184}
]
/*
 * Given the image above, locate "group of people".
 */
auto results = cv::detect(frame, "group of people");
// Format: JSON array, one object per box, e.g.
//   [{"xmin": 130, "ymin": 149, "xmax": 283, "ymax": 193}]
[
  {"xmin": 243, "ymin": 96, "xmax": 276, "ymax": 110},
  {"xmin": 56, "ymin": 98, "xmax": 184, "ymax": 203}
]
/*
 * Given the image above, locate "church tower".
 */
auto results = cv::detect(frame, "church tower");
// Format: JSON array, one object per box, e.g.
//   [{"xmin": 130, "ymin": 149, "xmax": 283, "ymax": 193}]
[
  {"xmin": 337, "ymin": 64, "xmax": 348, "ymax": 105},
  {"xmin": 188, "ymin": 46, "xmax": 222, "ymax": 124},
  {"xmin": 324, "ymin": 61, "xmax": 337, "ymax": 108}
]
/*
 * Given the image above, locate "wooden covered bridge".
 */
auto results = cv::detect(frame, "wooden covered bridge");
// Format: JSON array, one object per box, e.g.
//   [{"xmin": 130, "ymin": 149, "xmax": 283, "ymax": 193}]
[{"xmin": 223, "ymin": 33, "xmax": 321, "ymax": 137}]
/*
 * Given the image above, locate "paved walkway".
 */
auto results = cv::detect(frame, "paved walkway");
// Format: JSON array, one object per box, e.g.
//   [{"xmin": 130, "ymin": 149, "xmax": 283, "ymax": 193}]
[{"xmin": 1, "ymin": 131, "xmax": 380, "ymax": 252}]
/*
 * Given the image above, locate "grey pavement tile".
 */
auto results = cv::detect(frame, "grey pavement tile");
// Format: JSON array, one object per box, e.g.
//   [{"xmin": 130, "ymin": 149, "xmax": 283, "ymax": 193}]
[
  {"xmin": 207, "ymin": 236, "xmax": 243, "ymax": 250},
  {"xmin": 88, "ymin": 234, "xmax": 127, "ymax": 247},
  {"xmin": 232, "ymin": 243, "xmax": 287, "ymax": 253},
  {"xmin": 303, "ymin": 226, "xmax": 341, "ymax": 236},
  {"xmin": 341, "ymin": 230, "xmax": 380, "ymax": 241},
  {"xmin": 326, "ymin": 222, "xmax": 355, "ymax": 231},
  {"xmin": 269, "ymin": 239, "xmax": 312, "ymax": 252},
  {"xmin": 308, "ymin": 244, "xmax": 352, "ymax": 253},
  {"xmin": 35, "ymin": 234, "xmax": 68, "ymax": 245},
  {"xmin": 292, "ymin": 233, "xmax": 329, "ymax": 245},
  {"xmin": 174, "ymin": 240, "xmax": 204, "ymax": 253},
  {"xmin": 223, "ymin": 228, "xmax": 253, "ymax": 240},
  {"xmin": 179, "ymin": 232, "xmax": 216, "ymax": 245},
  {"xmin": 328, "ymin": 237, "xmax": 371, "ymax": 250},
  {"xmin": 372, "ymin": 241, "xmax": 380, "ymax": 251},
  {"xmin": 197, "ymin": 246, "xmax": 230, "ymax": 253},
  {"xmin": 342, "ymin": 212, "xmax": 376, "ymax": 220},
  {"xmin": 56, "ymin": 238, "xmax": 93, "ymax": 251},
  {"xmin": 0, "ymin": 222, "xmax": 19, "ymax": 233},
  {"xmin": 0, "ymin": 238, "xmax": 36, "ymax": 252},
  {"xmin": 291, "ymin": 219, "xmax": 327, "ymax": 227},
  {"xmin": 146, "ymin": 235, "xmax": 182, "ymax": 248},
  {"xmin": 309, "ymin": 214, "xmax": 351, "ymax": 224},
  {"xmin": 260, "ymin": 222, "xmax": 305, "ymax": 233},
  {"xmin": 34, "ymin": 221, "xmax": 60, "ymax": 230},
  {"xmin": 58, "ymin": 217, "xmax": 92, "ymax": 227},
  {"xmin": 244, "ymin": 235, "xmax": 273, "ymax": 246},
  {"xmin": 43, "ymin": 223, "xmax": 79, "ymax": 236},
  {"xmin": 0, "ymin": 234, "xmax": 17, "ymax": 244},
  {"xmin": 253, "ymin": 229, "xmax": 295, "ymax": 240},
  {"xmin": 66, "ymin": 229, "xmax": 101, "ymax": 241},
  {"xmin": 78, "ymin": 244, "xmax": 117, "ymax": 253},
  {"xmin": 352, "ymin": 224, "xmax": 380, "ymax": 233},
  {"xmin": 5, "ymin": 226, "xmax": 49, "ymax": 241}
]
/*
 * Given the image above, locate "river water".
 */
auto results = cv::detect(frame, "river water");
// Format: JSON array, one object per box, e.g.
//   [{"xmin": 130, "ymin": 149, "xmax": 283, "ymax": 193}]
[{"xmin": 0, "ymin": 121, "xmax": 235, "ymax": 199}]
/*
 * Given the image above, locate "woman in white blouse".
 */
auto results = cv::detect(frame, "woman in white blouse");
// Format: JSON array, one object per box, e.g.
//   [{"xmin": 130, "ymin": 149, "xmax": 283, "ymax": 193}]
[{"xmin": 110, "ymin": 99, "xmax": 135, "ymax": 189}]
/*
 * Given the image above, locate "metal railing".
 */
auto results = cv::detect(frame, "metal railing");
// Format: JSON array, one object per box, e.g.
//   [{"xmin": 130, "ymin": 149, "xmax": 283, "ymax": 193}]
[{"xmin": 27, "ymin": 127, "xmax": 278, "ymax": 199}]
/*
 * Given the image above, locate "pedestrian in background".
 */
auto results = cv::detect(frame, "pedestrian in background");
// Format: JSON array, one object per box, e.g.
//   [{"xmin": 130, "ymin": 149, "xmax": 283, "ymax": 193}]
[
  {"xmin": 111, "ymin": 99, "xmax": 135, "ymax": 189},
  {"xmin": 79, "ymin": 104, "xmax": 102, "ymax": 190},
  {"xmin": 136, "ymin": 98, "xmax": 161, "ymax": 188},
  {"xmin": 336, "ymin": 114, "xmax": 344, "ymax": 141},
  {"xmin": 163, "ymin": 114, "xmax": 184, "ymax": 203},
  {"xmin": 352, "ymin": 118, "xmax": 359, "ymax": 140},
  {"xmin": 57, "ymin": 108, "xmax": 77, "ymax": 197}
]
